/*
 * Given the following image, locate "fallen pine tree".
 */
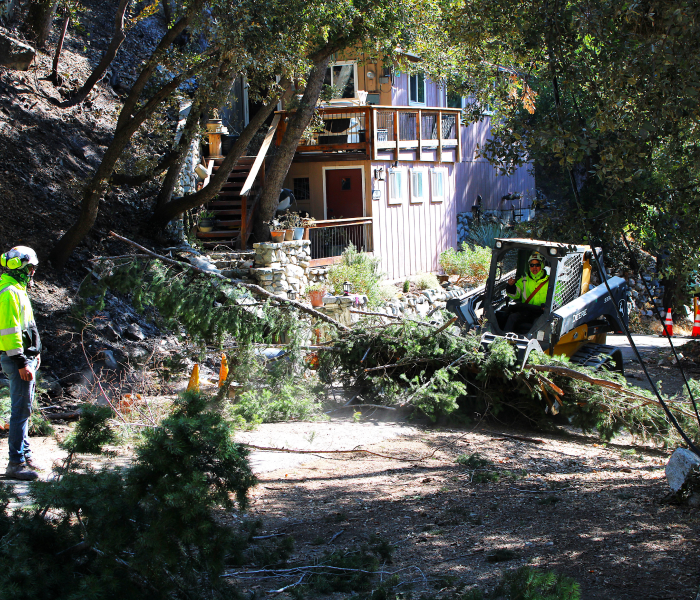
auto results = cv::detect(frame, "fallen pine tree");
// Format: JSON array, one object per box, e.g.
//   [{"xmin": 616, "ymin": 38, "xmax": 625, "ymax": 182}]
[{"xmin": 79, "ymin": 238, "xmax": 699, "ymax": 448}]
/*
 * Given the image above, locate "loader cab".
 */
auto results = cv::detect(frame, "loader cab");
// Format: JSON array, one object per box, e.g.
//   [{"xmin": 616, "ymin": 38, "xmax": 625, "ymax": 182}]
[{"xmin": 483, "ymin": 239, "xmax": 591, "ymax": 346}]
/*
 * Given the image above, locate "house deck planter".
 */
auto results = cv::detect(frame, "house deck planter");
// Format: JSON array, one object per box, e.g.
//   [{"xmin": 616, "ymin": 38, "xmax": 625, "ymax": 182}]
[
  {"xmin": 309, "ymin": 290, "xmax": 325, "ymax": 307},
  {"xmin": 270, "ymin": 230, "xmax": 285, "ymax": 242}
]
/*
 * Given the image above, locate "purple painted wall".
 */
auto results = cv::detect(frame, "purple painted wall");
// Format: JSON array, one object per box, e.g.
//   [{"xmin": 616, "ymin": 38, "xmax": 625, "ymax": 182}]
[
  {"xmin": 456, "ymin": 116, "xmax": 536, "ymax": 212},
  {"xmin": 370, "ymin": 161, "xmax": 457, "ymax": 281}
]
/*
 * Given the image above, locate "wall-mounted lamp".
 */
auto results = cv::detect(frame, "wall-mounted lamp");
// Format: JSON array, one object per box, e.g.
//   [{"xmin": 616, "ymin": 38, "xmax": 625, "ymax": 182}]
[
  {"xmin": 343, "ymin": 281, "xmax": 352, "ymax": 296},
  {"xmin": 393, "ymin": 160, "xmax": 399, "ymax": 168},
  {"xmin": 366, "ymin": 70, "xmax": 375, "ymax": 79},
  {"xmin": 374, "ymin": 166, "xmax": 385, "ymax": 181}
]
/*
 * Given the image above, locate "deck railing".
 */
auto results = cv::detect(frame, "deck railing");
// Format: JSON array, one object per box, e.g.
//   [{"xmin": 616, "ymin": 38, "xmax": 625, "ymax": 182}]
[
  {"xmin": 307, "ymin": 218, "xmax": 373, "ymax": 265},
  {"xmin": 275, "ymin": 105, "xmax": 462, "ymax": 161}
]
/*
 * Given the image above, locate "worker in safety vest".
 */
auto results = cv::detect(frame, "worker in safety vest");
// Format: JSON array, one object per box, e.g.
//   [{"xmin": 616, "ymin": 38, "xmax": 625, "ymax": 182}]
[
  {"xmin": 0, "ymin": 246, "xmax": 42, "ymax": 480},
  {"xmin": 502, "ymin": 252, "xmax": 549, "ymax": 333}
]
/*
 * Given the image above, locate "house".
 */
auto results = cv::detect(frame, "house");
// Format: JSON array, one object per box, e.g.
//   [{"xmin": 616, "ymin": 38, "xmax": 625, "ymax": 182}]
[
  {"xmin": 277, "ymin": 52, "xmax": 535, "ymax": 281},
  {"xmin": 197, "ymin": 54, "xmax": 535, "ymax": 282}
]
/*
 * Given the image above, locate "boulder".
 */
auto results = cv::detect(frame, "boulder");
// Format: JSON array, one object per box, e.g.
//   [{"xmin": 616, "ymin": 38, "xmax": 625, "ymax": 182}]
[
  {"xmin": 125, "ymin": 323, "xmax": 146, "ymax": 342},
  {"xmin": 0, "ymin": 33, "xmax": 35, "ymax": 71},
  {"xmin": 666, "ymin": 448, "xmax": 700, "ymax": 493}
]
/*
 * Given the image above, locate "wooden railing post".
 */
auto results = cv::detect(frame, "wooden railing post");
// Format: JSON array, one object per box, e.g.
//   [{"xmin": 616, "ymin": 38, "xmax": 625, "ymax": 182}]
[
  {"xmin": 239, "ymin": 193, "xmax": 247, "ymax": 250},
  {"xmin": 371, "ymin": 106, "xmax": 378, "ymax": 161},
  {"xmin": 417, "ymin": 109, "xmax": 422, "ymax": 158},
  {"xmin": 394, "ymin": 109, "xmax": 400, "ymax": 161},
  {"xmin": 438, "ymin": 110, "xmax": 443, "ymax": 162}
]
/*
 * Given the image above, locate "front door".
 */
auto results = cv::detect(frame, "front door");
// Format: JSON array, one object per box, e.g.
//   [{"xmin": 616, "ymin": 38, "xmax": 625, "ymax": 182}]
[{"xmin": 325, "ymin": 168, "xmax": 364, "ymax": 219}]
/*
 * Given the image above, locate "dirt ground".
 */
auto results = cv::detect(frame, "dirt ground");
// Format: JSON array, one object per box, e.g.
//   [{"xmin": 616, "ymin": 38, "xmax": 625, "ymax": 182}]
[{"xmin": 1, "ymin": 396, "xmax": 698, "ymax": 599}]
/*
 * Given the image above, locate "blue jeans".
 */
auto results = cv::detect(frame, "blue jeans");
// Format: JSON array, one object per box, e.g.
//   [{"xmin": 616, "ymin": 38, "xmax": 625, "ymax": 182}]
[{"xmin": 1, "ymin": 354, "xmax": 37, "ymax": 464}]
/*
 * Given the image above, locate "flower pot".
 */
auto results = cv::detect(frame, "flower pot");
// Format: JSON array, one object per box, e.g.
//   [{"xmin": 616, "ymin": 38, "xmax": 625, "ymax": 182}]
[
  {"xmin": 284, "ymin": 229, "xmax": 294, "ymax": 241},
  {"xmin": 270, "ymin": 230, "xmax": 285, "ymax": 243},
  {"xmin": 309, "ymin": 290, "xmax": 325, "ymax": 307},
  {"xmin": 292, "ymin": 227, "xmax": 305, "ymax": 240},
  {"xmin": 198, "ymin": 218, "xmax": 215, "ymax": 233}
]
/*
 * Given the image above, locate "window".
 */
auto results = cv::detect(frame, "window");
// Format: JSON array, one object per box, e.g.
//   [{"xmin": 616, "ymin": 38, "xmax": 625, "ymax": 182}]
[
  {"xmin": 447, "ymin": 91, "xmax": 463, "ymax": 109},
  {"xmin": 410, "ymin": 168, "xmax": 427, "ymax": 204},
  {"xmin": 431, "ymin": 168, "xmax": 447, "ymax": 203},
  {"xmin": 388, "ymin": 168, "xmax": 406, "ymax": 205},
  {"xmin": 323, "ymin": 61, "xmax": 357, "ymax": 99},
  {"xmin": 409, "ymin": 73, "xmax": 426, "ymax": 105},
  {"xmin": 293, "ymin": 177, "xmax": 310, "ymax": 200}
]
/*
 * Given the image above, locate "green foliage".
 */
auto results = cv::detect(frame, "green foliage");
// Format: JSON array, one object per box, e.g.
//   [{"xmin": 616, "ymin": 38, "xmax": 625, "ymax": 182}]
[
  {"xmin": 414, "ymin": 272, "xmax": 441, "ymax": 290},
  {"xmin": 493, "ymin": 566, "xmax": 580, "ymax": 600},
  {"xmin": 60, "ymin": 404, "xmax": 115, "ymax": 454},
  {"xmin": 403, "ymin": 279, "xmax": 411, "ymax": 293},
  {"xmin": 76, "ymin": 260, "xmax": 303, "ymax": 348},
  {"xmin": 439, "ymin": 243, "xmax": 492, "ymax": 287},
  {"xmin": 229, "ymin": 381, "xmax": 323, "ymax": 425},
  {"xmin": 305, "ymin": 536, "xmax": 394, "ymax": 594},
  {"xmin": 0, "ymin": 383, "xmax": 54, "ymax": 436},
  {"xmin": 456, "ymin": 452, "xmax": 492, "ymax": 469},
  {"xmin": 0, "ymin": 391, "xmax": 255, "ymax": 600},
  {"xmin": 327, "ymin": 244, "xmax": 384, "ymax": 306},
  {"xmin": 465, "ymin": 222, "xmax": 516, "ymax": 249}
]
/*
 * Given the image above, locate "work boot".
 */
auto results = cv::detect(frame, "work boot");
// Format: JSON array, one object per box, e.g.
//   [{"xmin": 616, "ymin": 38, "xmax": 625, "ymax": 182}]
[
  {"xmin": 24, "ymin": 457, "xmax": 43, "ymax": 472},
  {"xmin": 5, "ymin": 461, "xmax": 39, "ymax": 481}
]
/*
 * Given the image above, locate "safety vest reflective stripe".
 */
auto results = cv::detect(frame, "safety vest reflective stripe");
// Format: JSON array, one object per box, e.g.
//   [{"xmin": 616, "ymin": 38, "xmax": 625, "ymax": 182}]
[
  {"xmin": 0, "ymin": 326, "xmax": 20, "ymax": 335},
  {"xmin": 5, "ymin": 348, "xmax": 21, "ymax": 356}
]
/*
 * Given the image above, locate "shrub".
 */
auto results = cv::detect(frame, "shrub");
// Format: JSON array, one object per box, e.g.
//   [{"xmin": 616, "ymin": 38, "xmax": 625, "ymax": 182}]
[
  {"xmin": 439, "ymin": 242, "xmax": 492, "ymax": 287},
  {"xmin": 414, "ymin": 272, "xmax": 441, "ymax": 290},
  {"xmin": 228, "ymin": 381, "xmax": 322, "ymax": 425},
  {"xmin": 403, "ymin": 279, "xmax": 410, "ymax": 293},
  {"xmin": 327, "ymin": 244, "xmax": 384, "ymax": 305},
  {"xmin": 465, "ymin": 222, "xmax": 516, "ymax": 248}
]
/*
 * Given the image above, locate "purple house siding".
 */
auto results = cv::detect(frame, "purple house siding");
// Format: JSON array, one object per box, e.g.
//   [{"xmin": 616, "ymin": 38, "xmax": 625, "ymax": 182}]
[
  {"xmin": 371, "ymin": 162, "xmax": 457, "ymax": 281},
  {"xmin": 456, "ymin": 116, "xmax": 536, "ymax": 212}
]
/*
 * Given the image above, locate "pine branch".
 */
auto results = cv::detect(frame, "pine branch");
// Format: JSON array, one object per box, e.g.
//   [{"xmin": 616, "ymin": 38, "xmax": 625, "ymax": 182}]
[{"xmin": 108, "ymin": 232, "xmax": 350, "ymax": 331}]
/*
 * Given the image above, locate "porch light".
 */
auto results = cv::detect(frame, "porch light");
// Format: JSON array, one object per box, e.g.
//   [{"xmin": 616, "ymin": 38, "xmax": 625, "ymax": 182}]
[
  {"xmin": 343, "ymin": 281, "xmax": 352, "ymax": 295},
  {"xmin": 374, "ymin": 166, "xmax": 385, "ymax": 181}
]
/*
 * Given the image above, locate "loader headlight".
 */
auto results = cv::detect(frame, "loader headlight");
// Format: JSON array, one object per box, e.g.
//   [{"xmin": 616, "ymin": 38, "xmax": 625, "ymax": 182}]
[
  {"xmin": 549, "ymin": 248, "xmax": 558, "ymax": 255},
  {"xmin": 495, "ymin": 241, "xmax": 502, "ymax": 248}
]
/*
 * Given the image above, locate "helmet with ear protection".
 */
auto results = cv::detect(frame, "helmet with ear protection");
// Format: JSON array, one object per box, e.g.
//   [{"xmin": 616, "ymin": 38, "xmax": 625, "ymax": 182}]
[{"xmin": 1, "ymin": 246, "xmax": 38, "ymax": 270}]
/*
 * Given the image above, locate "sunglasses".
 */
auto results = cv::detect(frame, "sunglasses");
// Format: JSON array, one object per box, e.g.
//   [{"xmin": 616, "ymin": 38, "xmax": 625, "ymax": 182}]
[{"xmin": 529, "ymin": 262, "xmax": 541, "ymax": 268}]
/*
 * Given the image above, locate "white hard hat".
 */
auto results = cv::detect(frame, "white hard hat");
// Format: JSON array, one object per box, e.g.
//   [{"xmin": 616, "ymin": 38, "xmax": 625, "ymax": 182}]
[{"xmin": 1, "ymin": 246, "xmax": 39, "ymax": 270}]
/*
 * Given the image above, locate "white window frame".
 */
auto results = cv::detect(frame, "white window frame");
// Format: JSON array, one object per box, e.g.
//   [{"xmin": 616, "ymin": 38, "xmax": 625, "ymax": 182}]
[
  {"xmin": 410, "ymin": 168, "xmax": 428, "ymax": 204},
  {"xmin": 430, "ymin": 168, "xmax": 447, "ymax": 203},
  {"xmin": 326, "ymin": 60, "xmax": 359, "ymax": 99},
  {"xmin": 408, "ymin": 73, "xmax": 426, "ymax": 106},
  {"xmin": 388, "ymin": 168, "xmax": 407, "ymax": 205}
]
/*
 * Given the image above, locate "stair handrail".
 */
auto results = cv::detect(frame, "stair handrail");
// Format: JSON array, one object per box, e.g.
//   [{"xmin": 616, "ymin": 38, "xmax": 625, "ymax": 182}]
[{"xmin": 239, "ymin": 114, "xmax": 280, "ymax": 198}]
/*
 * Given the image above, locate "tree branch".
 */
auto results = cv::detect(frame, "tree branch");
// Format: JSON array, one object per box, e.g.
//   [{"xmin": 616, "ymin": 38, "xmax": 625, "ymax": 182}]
[{"xmin": 108, "ymin": 231, "xmax": 350, "ymax": 331}]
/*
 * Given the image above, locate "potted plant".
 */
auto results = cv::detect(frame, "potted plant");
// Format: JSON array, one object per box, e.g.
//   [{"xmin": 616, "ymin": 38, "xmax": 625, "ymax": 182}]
[
  {"xmin": 279, "ymin": 212, "xmax": 306, "ymax": 240},
  {"xmin": 306, "ymin": 282, "xmax": 326, "ymax": 307},
  {"xmin": 267, "ymin": 218, "xmax": 286, "ymax": 242},
  {"xmin": 198, "ymin": 210, "xmax": 216, "ymax": 233}
]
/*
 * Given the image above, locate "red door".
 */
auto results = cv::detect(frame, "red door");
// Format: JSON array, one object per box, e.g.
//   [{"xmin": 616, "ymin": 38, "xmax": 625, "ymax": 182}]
[{"xmin": 325, "ymin": 168, "xmax": 364, "ymax": 219}]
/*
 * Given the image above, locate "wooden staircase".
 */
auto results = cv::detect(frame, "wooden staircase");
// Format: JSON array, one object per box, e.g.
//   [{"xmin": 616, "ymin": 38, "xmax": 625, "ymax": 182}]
[
  {"xmin": 196, "ymin": 156, "xmax": 260, "ymax": 249},
  {"xmin": 195, "ymin": 114, "xmax": 280, "ymax": 250}
]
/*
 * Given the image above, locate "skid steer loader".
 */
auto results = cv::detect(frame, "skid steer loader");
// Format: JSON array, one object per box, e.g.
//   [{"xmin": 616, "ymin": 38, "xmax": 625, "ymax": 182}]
[{"xmin": 446, "ymin": 238, "xmax": 631, "ymax": 373}]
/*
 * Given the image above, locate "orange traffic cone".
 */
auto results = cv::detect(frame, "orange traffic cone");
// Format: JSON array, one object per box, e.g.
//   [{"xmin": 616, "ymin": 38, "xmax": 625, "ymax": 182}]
[
  {"xmin": 218, "ymin": 354, "xmax": 229, "ymax": 388},
  {"xmin": 692, "ymin": 298, "xmax": 700, "ymax": 338},
  {"xmin": 663, "ymin": 308, "xmax": 673, "ymax": 337},
  {"xmin": 186, "ymin": 364, "xmax": 200, "ymax": 392}
]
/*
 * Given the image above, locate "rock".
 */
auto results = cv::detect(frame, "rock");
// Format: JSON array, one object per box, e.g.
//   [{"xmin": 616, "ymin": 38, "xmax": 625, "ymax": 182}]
[
  {"xmin": 101, "ymin": 350, "xmax": 119, "ymax": 370},
  {"xmin": 688, "ymin": 493, "xmax": 700, "ymax": 508},
  {"xmin": 0, "ymin": 33, "xmax": 35, "ymax": 70},
  {"xmin": 125, "ymin": 323, "xmax": 146, "ymax": 341},
  {"xmin": 39, "ymin": 373, "xmax": 62, "ymax": 396},
  {"xmin": 125, "ymin": 345, "xmax": 148, "ymax": 361},
  {"xmin": 666, "ymin": 448, "xmax": 700, "ymax": 493},
  {"xmin": 99, "ymin": 322, "xmax": 121, "ymax": 341}
]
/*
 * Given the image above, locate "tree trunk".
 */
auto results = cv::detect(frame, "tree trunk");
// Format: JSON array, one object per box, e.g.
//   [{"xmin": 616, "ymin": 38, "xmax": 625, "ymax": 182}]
[
  {"xmin": 152, "ymin": 84, "xmax": 289, "ymax": 226},
  {"xmin": 49, "ymin": 10, "xmax": 69, "ymax": 84},
  {"xmin": 155, "ymin": 96, "xmax": 204, "ymax": 209},
  {"xmin": 49, "ymin": 50, "xmax": 212, "ymax": 268},
  {"xmin": 162, "ymin": 0, "xmax": 172, "ymax": 23},
  {"xmin": 24, "ymin": 0, "xmax": 58, "ymax": 48},
  {"xmin": 57, "ymin": 0, "xmax": 132, "ymax": 107},
  {"xmin": 253, "ymin": 55, "xmax": 331, "ymax": 241}
]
